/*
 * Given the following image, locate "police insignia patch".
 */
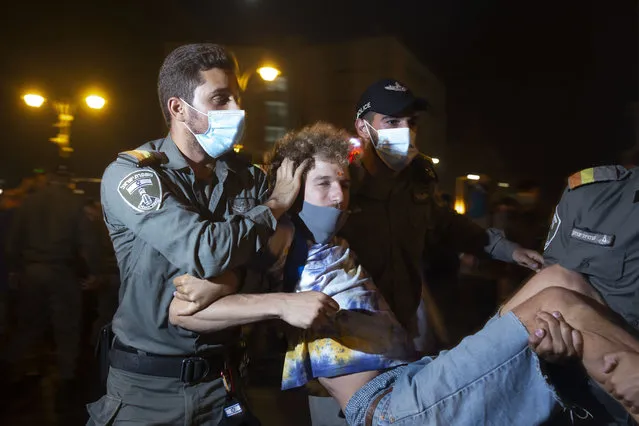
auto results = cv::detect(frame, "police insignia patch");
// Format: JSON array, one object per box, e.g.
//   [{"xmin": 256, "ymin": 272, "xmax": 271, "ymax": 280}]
[
  {"xmin": 544, "ymin": 206, "xmax": 561, "ymax": 251},
  {"xmin": 118, "ymin": 170, "xmax": 163, "ymax": 212},
  {"xmin": 229, "ymin": 197, "xmax": 256, "ymax": 214}
]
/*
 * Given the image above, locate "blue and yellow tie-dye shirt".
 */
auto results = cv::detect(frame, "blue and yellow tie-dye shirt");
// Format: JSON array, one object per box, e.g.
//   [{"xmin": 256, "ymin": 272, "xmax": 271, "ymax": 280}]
[{"xmin": 280, "ymin": 236, "xmax": 414, "ymax": 390}]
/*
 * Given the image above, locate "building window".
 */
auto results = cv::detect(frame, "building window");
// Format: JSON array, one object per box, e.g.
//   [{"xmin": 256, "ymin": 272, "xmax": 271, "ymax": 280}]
[
  {"xmin": 265, "ymin": 101, "xmax": 288, "ymax": 127},
  {"xmin": 265, "ymin": 76, "xmax": 288, "ymax": 92},
  {"xmin": 265, "ymin": 126, "xmax": 287, "ymax": 143}
]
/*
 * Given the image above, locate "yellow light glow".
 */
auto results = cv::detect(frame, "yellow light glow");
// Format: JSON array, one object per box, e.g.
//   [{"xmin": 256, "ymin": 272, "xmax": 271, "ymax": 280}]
[
  {"xmin": 85, "ymin": 95, "xmax": 106, "ymax": 109},
  {"xmin": 454, "ymin": 199, "xmax": 466, "ymax": 215},
  {"xmin": 466, "ymin": 174, "xmax": 480, "ymax": 181},
  {"xmin": 233, "ymin": 144, "xmax": 244, "ymax": 153},
  {"xmin": 497, "ymin": 182, "xmax": 510, "ymax": 188},
  {"xmin": 23, "ymin": 94, "xmax": 45, "ymax": 107},
  {"xmin": 257, "ymin": 66, "xmax": 281, "ymax": 82},
  {"xmin": 431, "ymin": 157, "xmax": 440, "ymax": 164}
]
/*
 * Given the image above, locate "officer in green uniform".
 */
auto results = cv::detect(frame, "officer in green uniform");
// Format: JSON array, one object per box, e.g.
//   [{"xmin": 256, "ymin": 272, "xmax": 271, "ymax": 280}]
[
  {"xmin": 86, "ymin": 43, "xmax": 313, "ymax": 426},
  {"xmin": 305, "ymin": 79, "xmax": 544, "ymax": 426},
  {"xmin": 544, "ymin": 165, "xmax": 639, "ymax": 426}
]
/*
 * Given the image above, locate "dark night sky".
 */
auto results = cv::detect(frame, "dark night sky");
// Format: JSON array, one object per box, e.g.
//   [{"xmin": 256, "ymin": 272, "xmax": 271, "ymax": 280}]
[{"xmin": 1, "ymin": 0, "xmax": 636, "ymax": 198}]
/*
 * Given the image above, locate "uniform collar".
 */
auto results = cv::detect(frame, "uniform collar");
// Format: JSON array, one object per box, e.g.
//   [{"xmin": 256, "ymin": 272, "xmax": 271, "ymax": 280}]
[
  {"xmin": 155, "ymin": 134, "xmax": 244, "ymax": 179},
  {"xmin": 351, "ymin": 161, "xmax": 410, "ymax": 201},
  {"xmin": 156, "ymin": 134, "xmax": 190, "ymax": 171}
]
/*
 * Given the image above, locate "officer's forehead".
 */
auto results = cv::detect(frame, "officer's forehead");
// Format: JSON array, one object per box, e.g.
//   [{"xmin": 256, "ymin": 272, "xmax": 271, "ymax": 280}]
[
  {"xmin": 371, "ymin": 111, "xmax": 420, "ymax": 122},
  {"xmin": 195, "ymin": 68, "xmax": 238, "ymax": 93}
]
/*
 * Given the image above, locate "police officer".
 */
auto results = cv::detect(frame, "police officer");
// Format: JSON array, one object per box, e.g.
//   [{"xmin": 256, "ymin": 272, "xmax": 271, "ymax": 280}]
[
  {"xmin": 300, "ymin": 78, "xmax": 542, "ymax": 426},
  {"xmin": 544, "ymin": 164, "xmax": 639, "ymax": 426},
  {"xmin": 4, "ymin": 167, "xmax": 100, "ymax": 395},
  {"xmin": 344, "ymin": 78, "xmax": 542, "ymax": 342},
  {"xmin": 86, "ymin": 43, "xmax": 335, "ymax": 425}
]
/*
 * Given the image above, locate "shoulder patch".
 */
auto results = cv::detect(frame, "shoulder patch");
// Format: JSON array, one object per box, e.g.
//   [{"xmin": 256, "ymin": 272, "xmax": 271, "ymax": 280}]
[
  {"xmin": 568, "ymin": 166, "xmax": 626, "ymax": 190},
  {"xmin": 117, "ymin": 169, "xmax": 163, "ymax": 212},
  {"xmin": 544, "ymin": 206, "xmax": 561, "ymax": 250},
  {"xmin": 118, "ymin": 150, "xmax": 169, "ymax": 168}
]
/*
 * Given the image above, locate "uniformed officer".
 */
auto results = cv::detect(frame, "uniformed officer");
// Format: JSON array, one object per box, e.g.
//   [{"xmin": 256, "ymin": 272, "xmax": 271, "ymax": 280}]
[
  {"xmin": 344, "ymin": 78, "xmax": 542, "ymax": 343},
  {"xmin": 85, "ymin": 43, "xmax": 336, "ymax": 426},
  {"xmin": 544, "ymin": 164, "xmax": 639, "ymax": 426},
  {"xmin": 4, "ymin": 167, "xmax": 100, "ymax": 394},
  {"xmin": 302, "ymin": 78, "xmax": 542, "ymax": 426}
]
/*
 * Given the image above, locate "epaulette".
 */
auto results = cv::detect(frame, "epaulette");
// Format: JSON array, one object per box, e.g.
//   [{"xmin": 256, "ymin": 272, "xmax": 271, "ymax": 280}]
[
  {"xmin": 568, "ymin": 165, "xmax": 627, "ymax": 190},
  {"xmin": 411, "ymin": 153, "xmax": 438, "ymax": 183},
  {"xmin": 118, "ymin": 150, "xmax": 169, "ymax": 168}
]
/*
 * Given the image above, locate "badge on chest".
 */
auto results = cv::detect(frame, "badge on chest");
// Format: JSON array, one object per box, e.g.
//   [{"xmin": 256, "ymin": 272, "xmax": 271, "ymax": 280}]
[{"xmin": 228, "ymin": 197, "xmax": 256, "ymax": 215}]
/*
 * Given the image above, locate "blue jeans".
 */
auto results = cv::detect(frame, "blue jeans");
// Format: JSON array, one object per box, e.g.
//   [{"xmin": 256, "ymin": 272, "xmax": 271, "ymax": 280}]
[{"xmin": 350, "ymin": 312, "xmax": 562, "ymax": 426}]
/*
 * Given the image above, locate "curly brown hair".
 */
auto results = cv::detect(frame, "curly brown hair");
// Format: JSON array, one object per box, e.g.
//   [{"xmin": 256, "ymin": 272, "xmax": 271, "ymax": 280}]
[{"xmin": 265, "ymin": 122, "xmax": 352, "ymax": 187}]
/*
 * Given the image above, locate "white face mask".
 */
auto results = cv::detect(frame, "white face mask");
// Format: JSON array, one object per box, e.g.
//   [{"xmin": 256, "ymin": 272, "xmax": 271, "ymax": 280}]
[
  {"xmin": 364, "ymin": 121, "xmax": 418, "ymax": 171},
  {"xmin": 180, "ymin": 99, "xmax": 245, "ymax": 158}
]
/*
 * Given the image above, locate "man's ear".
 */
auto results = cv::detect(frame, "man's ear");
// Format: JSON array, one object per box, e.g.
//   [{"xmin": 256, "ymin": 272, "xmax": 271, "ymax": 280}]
[
  {"xmin": 354, "ymin": 118, "xmax": 369, "ymax": 140},
  {"xmin": 168, "ymin": 97, "xmax": 187, "ymax": 123}
]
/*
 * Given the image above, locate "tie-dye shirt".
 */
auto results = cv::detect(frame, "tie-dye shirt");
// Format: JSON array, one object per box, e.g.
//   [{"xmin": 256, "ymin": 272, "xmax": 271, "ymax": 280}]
[{"xmin": 280, "ymin": 236, "xmax": 414, "ymax": 390}]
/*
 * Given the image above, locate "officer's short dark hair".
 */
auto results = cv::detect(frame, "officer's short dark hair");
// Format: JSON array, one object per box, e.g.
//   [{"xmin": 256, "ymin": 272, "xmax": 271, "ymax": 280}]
[
  {"xmin": 265, "ymin": 122, "xmax": 351, "ymax": 188},
  {"xmin": 158, "ymin": 43, "xmax": 236, "ymax": 126}
]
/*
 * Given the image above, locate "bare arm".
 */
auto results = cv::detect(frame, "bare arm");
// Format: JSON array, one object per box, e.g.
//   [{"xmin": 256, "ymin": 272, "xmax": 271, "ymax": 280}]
[{"xmin": 169, "ymin": 290, "xmax": 339, "ymax": 333}]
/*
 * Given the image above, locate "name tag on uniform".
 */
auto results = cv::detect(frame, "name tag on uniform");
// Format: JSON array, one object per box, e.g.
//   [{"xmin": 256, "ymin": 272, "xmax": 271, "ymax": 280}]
[{"xmin": 570, "ymin": 227, "xmax": 615, "ymax": 246}]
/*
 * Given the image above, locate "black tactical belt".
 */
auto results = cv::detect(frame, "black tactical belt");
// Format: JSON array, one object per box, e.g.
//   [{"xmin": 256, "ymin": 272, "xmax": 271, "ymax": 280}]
[{"xmin": 109, "ymin": 340, "xmax": 226, "ymax": 384}]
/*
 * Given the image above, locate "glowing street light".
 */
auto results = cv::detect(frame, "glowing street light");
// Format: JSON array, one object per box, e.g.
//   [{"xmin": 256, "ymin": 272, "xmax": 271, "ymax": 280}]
[
  {"xmin": 431, "ymin": 157, "xmax": 440, "ymax": 165},
  {"xmin": 256, "ymin": 66, "xmax": 281, "ymax": 82},
  {"xmin": 497, "ymin": 182, "xmax": 510, "ymax": 188},
  {"xmin": 21, "ymin": 88, "xmax": 107, "ymax": 157},
  {"xmin": 23, "ymin": 94, "xmax": 46, "ymax": 108},
  {"xmin": 85, "ymin": 95, "xmax": 106, "ymax": 110},
  {"xmin": 466, "ymin": 174, "xmax": 480, "ymax": 181},
  {"xmin": 238, "ymin": 64, "xmax": 282, "ymax": 91}
]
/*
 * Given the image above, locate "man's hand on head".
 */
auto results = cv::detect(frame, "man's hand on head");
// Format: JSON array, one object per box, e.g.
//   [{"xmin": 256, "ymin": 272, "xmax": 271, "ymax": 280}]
[
  {"xmin": 172, "ymin": 270, "xmax": 239, "ymax": 316},
  {"xmin": 266, "ymin": 158, "xmax": 310, "ymax": 219}
]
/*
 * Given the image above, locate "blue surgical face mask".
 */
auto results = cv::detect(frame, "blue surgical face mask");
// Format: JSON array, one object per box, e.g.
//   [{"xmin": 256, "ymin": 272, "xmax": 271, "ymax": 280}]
[
  {"xmin": 180, "ymin": 99, "xmax": 246, "ymax": 158},
  {"xmin": 298, "ymin": 201, "xmax": 349, "ymax": 244}
]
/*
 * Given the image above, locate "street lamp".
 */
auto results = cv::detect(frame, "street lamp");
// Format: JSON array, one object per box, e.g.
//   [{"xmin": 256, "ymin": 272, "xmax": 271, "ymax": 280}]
[
  {"xmin": 22, "ymin": 90, "xmax": 107, "ymax": 157},
  {"xmin": 23, "ymin": 94, "xmax": 45, "ymax": 107},
  {"xmin": 237, "ymin": 64, "xmax": 282, "ymax": 92},
  {"xmin": 256, "ymin": 66, "xmax": 281, "ymax": 82},
  {"xmin": 85, "ymin": 95, "xmax": 106, "ymax": 110}
]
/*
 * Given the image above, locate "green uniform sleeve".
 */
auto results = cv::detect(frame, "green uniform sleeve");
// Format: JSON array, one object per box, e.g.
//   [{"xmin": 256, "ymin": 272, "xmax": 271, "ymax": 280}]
[{"xmin": 101, "ymin": 161, "xmax": 277, "ymax": 279}]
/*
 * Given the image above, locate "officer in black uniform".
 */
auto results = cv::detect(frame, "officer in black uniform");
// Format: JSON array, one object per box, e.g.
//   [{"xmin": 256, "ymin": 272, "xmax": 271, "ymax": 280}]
[
  {"xmin": 544, "ymin": 164, "xmax": 639, "ymax": 426},
  {"xmin": 86, "ymin": 43, "xmax": 316, "ymax": 426}
]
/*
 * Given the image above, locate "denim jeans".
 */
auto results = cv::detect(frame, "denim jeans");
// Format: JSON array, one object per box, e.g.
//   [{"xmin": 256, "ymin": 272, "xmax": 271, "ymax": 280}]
[{"xmin": 351, "ymin": 312, "xmax": 563, "ymax": 426}]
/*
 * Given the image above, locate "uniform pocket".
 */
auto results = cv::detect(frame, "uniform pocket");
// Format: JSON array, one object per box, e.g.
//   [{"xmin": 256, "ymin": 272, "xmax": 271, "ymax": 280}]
[
  {"xmin": 87, "ymin": 395, "xmax": 122, "ymax": 426},
  {"xmin": 562, "ymin": 240, "xmax": 624, "ymax": 281}
]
